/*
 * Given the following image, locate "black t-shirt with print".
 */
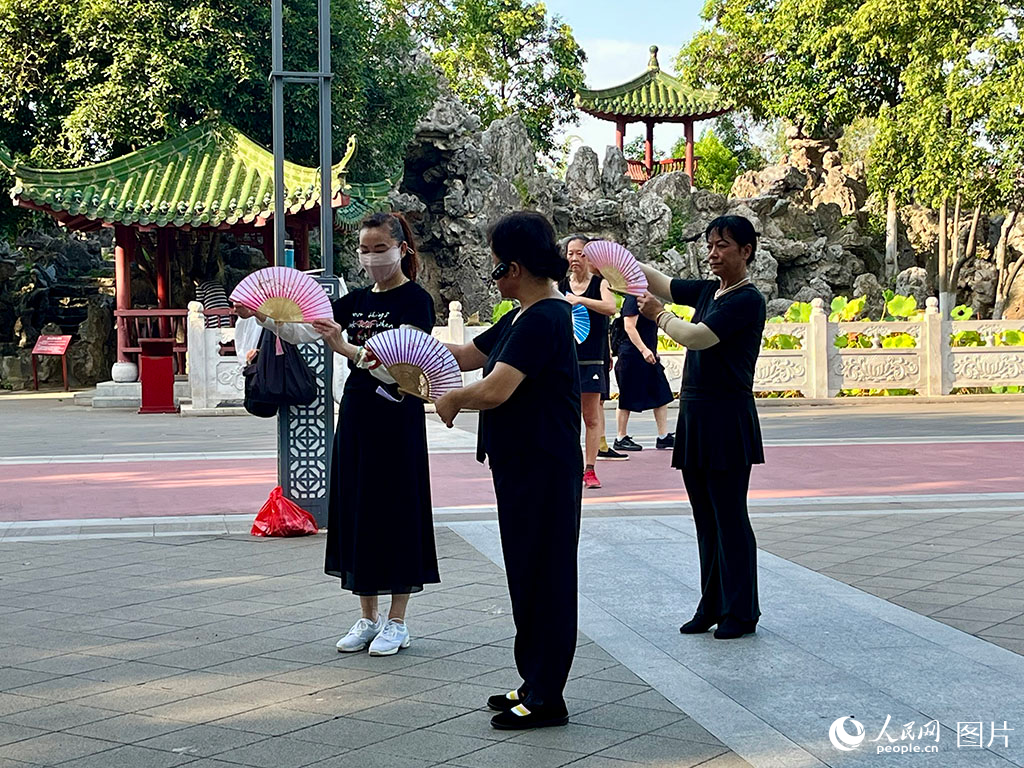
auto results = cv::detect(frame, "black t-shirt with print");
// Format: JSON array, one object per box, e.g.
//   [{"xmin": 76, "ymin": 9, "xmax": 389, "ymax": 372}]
[
  {"xmin": 332, "ymin": 282, "xmax": 436, "ymax": 392},
  {"xmin": 472, "ymin": 299, "xmax": 582, "ymax": 468}
]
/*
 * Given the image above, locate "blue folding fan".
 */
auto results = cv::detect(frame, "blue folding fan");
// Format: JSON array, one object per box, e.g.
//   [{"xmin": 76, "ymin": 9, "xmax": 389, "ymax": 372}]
[{"xmin": 572, "ymin": 303, "xmax": 590, "ymax": 344}]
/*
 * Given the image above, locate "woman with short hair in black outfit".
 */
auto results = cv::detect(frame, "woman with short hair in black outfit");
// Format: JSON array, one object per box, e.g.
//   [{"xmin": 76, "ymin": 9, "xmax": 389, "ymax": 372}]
[
  {"xmin": 560, "ymin": 235, "xmax": 616, "ymax": 489},
  {"xmin": 435, "ymin": 211, "xmax": 582, "ymax": 730},
  {"xmin": 634, "ymin": 215, "xmax": 765, "ymax": 640}
]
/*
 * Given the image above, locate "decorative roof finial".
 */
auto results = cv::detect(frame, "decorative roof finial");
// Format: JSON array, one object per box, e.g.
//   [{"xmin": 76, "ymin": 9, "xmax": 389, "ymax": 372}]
[{"xmin": 648, "ymin": 45, "xmax": 660, "ymax": 70}]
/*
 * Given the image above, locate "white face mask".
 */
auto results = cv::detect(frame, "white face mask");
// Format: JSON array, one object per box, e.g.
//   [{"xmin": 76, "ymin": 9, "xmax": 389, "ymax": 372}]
[{"xmin": 359, "ymin": 246, "xmax": 403, "ymax": 283}]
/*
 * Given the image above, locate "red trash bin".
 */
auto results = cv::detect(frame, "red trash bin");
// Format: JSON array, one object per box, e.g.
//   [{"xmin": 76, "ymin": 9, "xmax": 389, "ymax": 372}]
[{"xmin": 138, "ymin": 338, "xmax": 178, "ymax": 414}]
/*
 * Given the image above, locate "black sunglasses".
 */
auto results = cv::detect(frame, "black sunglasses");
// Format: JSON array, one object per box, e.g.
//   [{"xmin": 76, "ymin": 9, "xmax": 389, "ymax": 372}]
[{"xmin": 490, "ymin": 261, "xmax": 511, "ymax": 281}]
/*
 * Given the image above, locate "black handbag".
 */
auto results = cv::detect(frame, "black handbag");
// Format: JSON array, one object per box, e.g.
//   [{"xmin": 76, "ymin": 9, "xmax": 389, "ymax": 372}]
[
  {"xmin": 609, "ymin": 315, "xmax": 628, "ymax": 357},
  {"xmin": 243, "ymin": 330, "xmax": 317, "ymax": 417}
]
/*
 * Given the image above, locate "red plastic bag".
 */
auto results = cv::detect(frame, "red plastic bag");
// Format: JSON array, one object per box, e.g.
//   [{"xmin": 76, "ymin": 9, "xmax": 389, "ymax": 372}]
[{"xmin": 251, "ymin": 486, "xmax": 319, "ymax": 537}]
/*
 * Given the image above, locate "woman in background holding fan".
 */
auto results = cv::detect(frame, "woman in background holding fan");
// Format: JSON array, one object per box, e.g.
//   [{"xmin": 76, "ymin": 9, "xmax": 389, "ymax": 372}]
[
  {"xmin": 559, "ymin": 236, "xmax": 617, "ymax": 490},
  {"xmin": 309, "ymin": 212, "xmax": 440, "ymax": 658},
  {"xmin": 435, "ymin": 212, "xmax": 582, "ymax": 731}
]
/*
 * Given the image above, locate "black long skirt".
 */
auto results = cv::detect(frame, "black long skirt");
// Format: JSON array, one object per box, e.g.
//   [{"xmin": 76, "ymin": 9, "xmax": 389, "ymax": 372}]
[
  {"xmin": 614, "ymin": 354, "xmax": 673, "ymax": 413},
  {"xmin": 325, "ymin": 387, "xmax": 439, "ymax": 595}
]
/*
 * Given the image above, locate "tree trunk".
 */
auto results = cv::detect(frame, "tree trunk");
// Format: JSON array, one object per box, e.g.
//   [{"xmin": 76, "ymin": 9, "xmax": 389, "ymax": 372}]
[
  {"xmin": 938, "ymin": 197, "xmax": 950, "ymax": 318},
  {"xmin": 995, "ymin": 208, "xmax": 1021, "ymax": 319},
  {"xmin": 949, "ymin": 203, "xmax": 981, "ymax": 303},
  {"xmin": 885, "ymin": 191, "xmax": 898, "ymax": 280}
]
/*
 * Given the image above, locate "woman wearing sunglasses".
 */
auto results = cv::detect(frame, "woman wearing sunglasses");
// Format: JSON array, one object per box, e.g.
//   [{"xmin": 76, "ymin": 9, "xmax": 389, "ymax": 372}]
[{"xmin": 435, "ymin": 212, "xmax": 582, "ymax": 731}]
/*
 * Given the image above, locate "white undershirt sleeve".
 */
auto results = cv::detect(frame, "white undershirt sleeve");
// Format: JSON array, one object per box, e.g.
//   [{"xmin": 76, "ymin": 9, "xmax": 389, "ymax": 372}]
[{"xmin": 255, "ymin": 317, "xmax": 321, "ymax": 345}]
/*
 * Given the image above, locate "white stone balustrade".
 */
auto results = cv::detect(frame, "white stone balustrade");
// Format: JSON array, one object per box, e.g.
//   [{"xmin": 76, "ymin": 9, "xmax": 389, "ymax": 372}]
[
  {"xmin": 188, "ymin": 299, "xmax": 1024, "ymax": 408},
  {"xmin": 186, "ymin": 301, "xmax": 245, "ymax": 410}
]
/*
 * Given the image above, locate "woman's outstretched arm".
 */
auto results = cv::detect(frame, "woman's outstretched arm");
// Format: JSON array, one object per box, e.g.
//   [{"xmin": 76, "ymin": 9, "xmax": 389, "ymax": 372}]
[{"xmin": 639, "ymin": 264, "xmax": 674, "ymax": 302}]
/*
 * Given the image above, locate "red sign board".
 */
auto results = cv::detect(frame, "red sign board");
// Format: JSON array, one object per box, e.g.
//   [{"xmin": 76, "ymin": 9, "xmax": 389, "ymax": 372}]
[{"xmin": 32, "ymin": 335, "xmax": 72, "ymax": 355}]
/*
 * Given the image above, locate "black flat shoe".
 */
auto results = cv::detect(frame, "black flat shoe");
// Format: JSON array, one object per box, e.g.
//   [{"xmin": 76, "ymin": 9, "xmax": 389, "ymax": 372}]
[
  {"xmin": 487, "ymin": 690, "xmax": 524, "ymax": 712},
  {"xmin": 679, "ymin": 615, "xmax": 718, "ymax": 634},
  {"xmin": 490, "ymin": 704, "xmax": 569, "ymax": 730},
  {"xmin": 713, "ymin": 618, "xmax": 757, "ymax": 639}
]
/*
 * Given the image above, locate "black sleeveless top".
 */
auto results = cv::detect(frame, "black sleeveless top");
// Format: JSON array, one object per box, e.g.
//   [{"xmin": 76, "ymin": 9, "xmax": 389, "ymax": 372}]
[{"xmin": 559, "ymin": 275, "xmax": 608, "ymax": 365}]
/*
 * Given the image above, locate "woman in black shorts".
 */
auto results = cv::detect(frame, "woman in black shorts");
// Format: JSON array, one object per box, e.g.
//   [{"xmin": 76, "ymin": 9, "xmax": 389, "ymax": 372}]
[{"xmin": 560, "ymin": 235, "xmax": 616, "ymax": 489}]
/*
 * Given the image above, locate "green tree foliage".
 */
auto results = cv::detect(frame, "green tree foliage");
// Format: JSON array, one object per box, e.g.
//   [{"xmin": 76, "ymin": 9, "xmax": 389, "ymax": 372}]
[
  {"xmin": 970, "ymin": 20, "xmax": 1024, "ymax": 316},
  {"xmin": 672, "ymin": 129, "xmax": 738, "ymax": 194},
  {"xmin": 708, "ymin": 114, "xmax": 766, "ymax": 173},
  {"xmin": 409, "ymin": 0, "xmax": 586, "ymax": 154},
  {"xmin": 0, "ymin": 0, "xmax": 435, "ymax": 183},
  {"xmin": 866, "ymin": 6, "xmax": 1020, "ymax": 315},
  {"xmin": 836, "ymin": 116, "xmax": 878, "ymax": 171},
  {"xmin": 623, "ymin": 136, "xmax": 664, "ymax": 163},
  {"xmin": 677, "ymin": 0, "xmax": 1007, "ymax": 140},
  {"xmin": 869, "ymin": 57, "xmax": 993, "ymax": 211}
]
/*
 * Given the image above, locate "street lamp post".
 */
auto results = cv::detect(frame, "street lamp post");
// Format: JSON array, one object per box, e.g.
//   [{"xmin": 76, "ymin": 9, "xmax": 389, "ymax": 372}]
[{"xmin": 270, "ymin": 0, "xmax": 342, "ymax": 527}]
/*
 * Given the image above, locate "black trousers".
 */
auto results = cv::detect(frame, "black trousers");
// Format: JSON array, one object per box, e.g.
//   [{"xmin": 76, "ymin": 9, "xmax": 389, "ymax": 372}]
[
  {"xmin": 681, "ymin": 464, "xmax": 760, "ymax": 623},
  {"xmin": 492, "ymin": 459, "xmax": 582, "ymax": 710}
]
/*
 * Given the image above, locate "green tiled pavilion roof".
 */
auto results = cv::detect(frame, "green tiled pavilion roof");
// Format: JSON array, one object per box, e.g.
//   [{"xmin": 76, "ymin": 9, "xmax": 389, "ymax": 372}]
[
  {"xmin": 575, "ymin": 46, "xmax": 731, "ymax": 123},
  {"xmin": 0, "ymin": 123, "xmax": 391, "ymax": 230},
  {"xmin": 335, "ymin": 179, "xmax": 394, "ymax": 231}
]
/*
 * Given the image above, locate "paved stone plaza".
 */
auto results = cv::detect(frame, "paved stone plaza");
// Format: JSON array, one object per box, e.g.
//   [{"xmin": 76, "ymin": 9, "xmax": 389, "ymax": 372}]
[
  {"xmin": 0, "ymin": 529, "xmax": 748, "ymax": 768},
  {"xmin": 2, "ymin": 396, "xmax": 1024, "ymax": 767}
]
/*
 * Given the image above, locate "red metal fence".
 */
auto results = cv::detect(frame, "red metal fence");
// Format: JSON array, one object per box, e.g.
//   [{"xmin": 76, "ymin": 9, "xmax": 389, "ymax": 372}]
[
  {"xmin": 115, "ymin": 308, "xmax": 236, "ymax": 371},
  {"xmin": 625, "ymin": 157, "xmax": 698, "ymax": 185}
]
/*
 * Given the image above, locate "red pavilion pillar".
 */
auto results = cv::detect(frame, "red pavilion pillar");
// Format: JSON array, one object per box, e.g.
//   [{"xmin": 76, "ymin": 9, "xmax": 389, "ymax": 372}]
[
  {"xmin": 615, "ymin": 119, "xmax": 626, "ymax": 152},
  {"xmin": 684, "ymin": 118, "xmax": 695, "ymax": 183},
  {"xmin": 114, "ymin": 225, "xmax": 133, "ymax": 363},
  {"xmin": 644, "ymin": 120, "xmax": 655, "ymax": 172},
  {"xmin": 156, "ymin": 228, "xmax": 172, "ymax": 338}
]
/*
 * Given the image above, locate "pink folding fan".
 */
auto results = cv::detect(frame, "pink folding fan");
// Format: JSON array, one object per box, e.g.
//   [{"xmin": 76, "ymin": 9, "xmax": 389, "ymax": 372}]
[
  {"xmin": 365, "ymin": 328, "xmax": 463, "ymax": 403},
  {"xmin": 583, "ymin": 240, "xmax": 648, "ymax": 296},
  {"xmin": 229, "ymin": 267, "xmax": 333, "ymax": 323}
]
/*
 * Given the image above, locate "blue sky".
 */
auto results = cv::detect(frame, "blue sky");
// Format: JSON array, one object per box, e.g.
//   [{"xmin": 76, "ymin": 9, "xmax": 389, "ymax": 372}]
[{"xmin": 544, "ymin": 0, "xmax": 709, "ymax": 159}]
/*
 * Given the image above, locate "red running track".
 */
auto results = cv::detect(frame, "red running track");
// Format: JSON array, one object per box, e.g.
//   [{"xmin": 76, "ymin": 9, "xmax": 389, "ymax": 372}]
[{"xmin": 1, "ymin": 442, "xmax": 1022, "ymax": 523}]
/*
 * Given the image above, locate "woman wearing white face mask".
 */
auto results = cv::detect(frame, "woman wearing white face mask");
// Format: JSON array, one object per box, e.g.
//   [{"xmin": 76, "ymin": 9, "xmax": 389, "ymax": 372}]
[{"xmin": 309, "ymin": 212, "xmax": 439, "ymax": 658}]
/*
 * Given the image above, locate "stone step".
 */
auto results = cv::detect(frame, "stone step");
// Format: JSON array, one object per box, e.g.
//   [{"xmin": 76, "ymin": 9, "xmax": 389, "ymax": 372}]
[{"xmin": 88, "ymin": 379, "xmax": 191, "ymax": 409}]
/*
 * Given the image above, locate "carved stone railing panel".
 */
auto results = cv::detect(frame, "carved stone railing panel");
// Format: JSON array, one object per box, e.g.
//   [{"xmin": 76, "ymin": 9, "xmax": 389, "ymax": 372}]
[
  {"xmin": 755, "ymin": 351, "xmax": 808, "ymax": 391},
  {"xmin": 951, "ymin": 349, "xmax": 1024, "ymax": 387},
  {"xmin": 832, "ymin": 350, "xmax": 922, "ymax": 389}
]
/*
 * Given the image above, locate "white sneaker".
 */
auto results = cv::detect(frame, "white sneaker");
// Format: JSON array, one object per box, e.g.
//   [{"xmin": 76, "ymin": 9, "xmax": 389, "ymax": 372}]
[
  {"xmin": 336, "ymin": 615, "xmax": 383, "ymax": 653},
  {"xmin": 368, "ymin": 618, "xmax": 411, "ymax": 656}
]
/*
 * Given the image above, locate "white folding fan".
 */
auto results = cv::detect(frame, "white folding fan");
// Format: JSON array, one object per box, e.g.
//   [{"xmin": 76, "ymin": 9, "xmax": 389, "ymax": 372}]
[
  {"xmin": 229, "ymin": 267, "xmax": 333, "ymax": 323},
  {"xmin": 583, "ymin": 241, "xmax": 648, "ymax": 296},
  {"xmin": 364, "ymin": 328, "xmax": 462, "ymax": 403}
]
